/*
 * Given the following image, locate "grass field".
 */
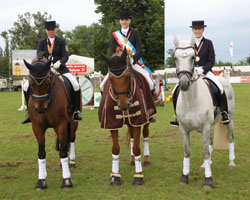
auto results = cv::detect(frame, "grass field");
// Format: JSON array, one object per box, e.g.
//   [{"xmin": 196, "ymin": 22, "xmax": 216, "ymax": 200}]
[{"xmin": 0, "ymin": 84, "xmax": 250, "ymax": 200}]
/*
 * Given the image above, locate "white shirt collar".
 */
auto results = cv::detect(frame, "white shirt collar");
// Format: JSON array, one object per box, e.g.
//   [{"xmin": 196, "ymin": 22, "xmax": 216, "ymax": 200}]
[
  {"xmin": 48, "ymin": 37, "xmax": 55, "ymax": 44},
  {"xmin": 121, "ymin": 27, "xmax": 129, "ymax": 36},
  {"xmin": 195, "ymin": 36, "xmax": 203, "ymax": 47}
]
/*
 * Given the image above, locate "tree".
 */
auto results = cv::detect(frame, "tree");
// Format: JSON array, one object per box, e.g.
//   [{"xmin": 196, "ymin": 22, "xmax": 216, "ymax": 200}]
[
  {"xmin": 0, "ymin": 31, "xmax": 10, "ymax": 78},
  {"xmin": 65, "ymin": 24, "xmax": 95, "ymax": 57},
  {"xmin": 165, "ymin": 48, "xmax": 175, "ymax": 68},
  {"xmin": 94, "ymin": 0, "xmax": 164, "ymax": 74}
]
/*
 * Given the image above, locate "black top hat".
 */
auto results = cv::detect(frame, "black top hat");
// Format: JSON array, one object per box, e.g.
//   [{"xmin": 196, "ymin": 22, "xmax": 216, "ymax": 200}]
[
  {"xmin": 190, "ymin": 20, "xmax": 207, "ymax": 28},
  {"xmin": 117, "ymin": 11, "xmax": 132, "ymax": 19},
  {"xmin": 45, "ymin": 21, "xmax": 56, "ymax": 30}
]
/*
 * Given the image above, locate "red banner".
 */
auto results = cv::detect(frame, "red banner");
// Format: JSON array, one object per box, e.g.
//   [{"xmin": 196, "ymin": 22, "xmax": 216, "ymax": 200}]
[
  {"xmin": 240, "ymin": 77, "xmax": 250, "ymax": 83},
  {"xmin": 66, "ymin": 64, "xmax": 87, "ymax": 74}
]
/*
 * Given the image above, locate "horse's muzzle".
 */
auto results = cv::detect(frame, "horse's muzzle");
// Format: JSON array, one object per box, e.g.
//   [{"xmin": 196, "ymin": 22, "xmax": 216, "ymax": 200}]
[{"xmin": 179, "ymin": 75, "xmax": 190, "ymax": 91}]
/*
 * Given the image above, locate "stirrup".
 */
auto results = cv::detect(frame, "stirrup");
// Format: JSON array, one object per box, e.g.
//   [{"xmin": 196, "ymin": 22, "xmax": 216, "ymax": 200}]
[
  {"xmin": 221, "ymin": 111, "xmax": 230, "ymax": 125},
  {"xmin": 73, "ymin": 111, "xmax": 82, "ymax": 122},
  {"xmin": 170, "ymin": 119, "xmax": 179, "ymax": 127}
]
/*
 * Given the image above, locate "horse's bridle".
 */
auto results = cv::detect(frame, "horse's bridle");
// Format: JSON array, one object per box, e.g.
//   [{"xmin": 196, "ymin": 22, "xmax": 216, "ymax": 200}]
[
  {"xmin": 175, "ymin": 46, "xmax": 199, "ymax": 82},
  {"xmin": 109, "ymin": 64, "xmax": 134, "ymax": 102},
  {"xmin": 29, "ymin": 70, "xmax": 56, "ymax": 112}
]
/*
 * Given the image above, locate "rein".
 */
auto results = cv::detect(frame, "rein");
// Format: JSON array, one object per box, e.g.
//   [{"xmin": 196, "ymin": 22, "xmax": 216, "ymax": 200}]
[{"xmin": 109, "ymin": 59, "xmax": 135, "ymax": 103}]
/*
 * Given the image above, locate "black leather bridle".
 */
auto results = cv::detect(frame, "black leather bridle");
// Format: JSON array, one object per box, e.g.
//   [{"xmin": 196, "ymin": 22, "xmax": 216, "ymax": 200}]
[
  {"xmin": 29, "ymin": 70, "xmax": 56, "ymax": 113},
  {"xmin": 109, "ymin": 65, "xmax": 134, "ymax": 101},
  {"xmin": 175, "ymin": 46, "xmax": 199, "ymax": 82}
]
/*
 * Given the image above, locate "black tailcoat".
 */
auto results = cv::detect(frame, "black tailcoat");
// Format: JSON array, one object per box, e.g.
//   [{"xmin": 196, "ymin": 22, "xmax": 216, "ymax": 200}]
[
  {"xmin": 194, "ymin": 37, "xmax": 215, "ymax": 75},
  {"xmin": 37, "ymin": 36, "xmax": 69, "ymax": 74},
  {"xmin": 110, "ymin": 28, "xmax": 142, "ymax": 64}
]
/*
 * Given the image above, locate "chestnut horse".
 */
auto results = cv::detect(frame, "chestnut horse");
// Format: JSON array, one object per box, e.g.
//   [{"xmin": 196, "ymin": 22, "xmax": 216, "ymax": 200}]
[
  {"xmin": 24, "ymin": 55, "xmax": 78, "ymax": 190},
  {"xmin": 115, "ymin": 46, "xmax": 152, "ymax": 167},
  {"xmin": 99, "ymin": 49, "xmax": 156, "ymax": 186}
]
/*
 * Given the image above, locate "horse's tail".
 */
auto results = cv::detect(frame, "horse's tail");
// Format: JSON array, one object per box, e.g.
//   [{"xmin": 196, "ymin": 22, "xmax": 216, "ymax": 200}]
[
  {"xmin": 126, "ymin": 127, "xmax": 131, "ymax": 149},
  {"xmin": 213, "ymin": 121, "xmax": 228, "ymax": 150},
  {"xmin": 55, "ymin": 122, "xmax": 71, "ymax": 152}
]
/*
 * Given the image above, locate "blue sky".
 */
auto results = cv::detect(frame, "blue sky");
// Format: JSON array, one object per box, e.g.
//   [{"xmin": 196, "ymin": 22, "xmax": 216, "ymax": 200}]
[{"xmin": 165, "ymin": 0, "xmax": 250, "ymax": 64}]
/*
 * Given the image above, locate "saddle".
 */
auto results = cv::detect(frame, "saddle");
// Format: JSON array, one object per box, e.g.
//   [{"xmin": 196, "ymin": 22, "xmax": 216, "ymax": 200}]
[
  {"xmin": 57, "ymin": 74, "xmax": 74, "ymax": 115},
  {"xmin": 203, "ymin": 77, "xmax": 219, "ymax": 107}
]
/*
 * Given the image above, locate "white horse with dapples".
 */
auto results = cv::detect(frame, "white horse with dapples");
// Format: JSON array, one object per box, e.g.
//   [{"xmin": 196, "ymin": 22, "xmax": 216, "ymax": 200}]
[{"xmin": 173, "ymin": 35, "xmax": 236, "ymax": 188}]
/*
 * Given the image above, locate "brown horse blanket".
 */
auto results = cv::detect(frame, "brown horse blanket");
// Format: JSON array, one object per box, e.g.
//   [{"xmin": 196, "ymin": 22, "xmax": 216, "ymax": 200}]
[{"xmin": 98, "ymin": 71, "xmax": 157, "ymax": 130}]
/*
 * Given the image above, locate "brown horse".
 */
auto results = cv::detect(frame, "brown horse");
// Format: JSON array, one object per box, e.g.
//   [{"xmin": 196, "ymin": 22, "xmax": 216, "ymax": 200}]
[
  {"xmin": 24, "ymin": 55, "xmax": 78, "ymax": 190},
  {"xmin": 99, "ymin": 49, "xmax": 156, "ymax": 186},
  {"xmin": 115, "ymin": 46, "xmax": 152, "ymax": 167}
]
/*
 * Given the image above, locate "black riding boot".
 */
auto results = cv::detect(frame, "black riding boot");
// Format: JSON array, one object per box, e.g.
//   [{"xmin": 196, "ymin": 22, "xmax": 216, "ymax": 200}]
[
  {"xmin": 170, "ymin": 86, "xmax": 180, "ymax": 127},
  {"xmin": 21, "ymin": 90, "xmax": 31, "ymax": 124},
  {"xmin": 219, "ymin": 92, "xmax": 230, "ymax": 124},
  {"xmin": 72, "ymin": 89, "xmax": 82, "ymax": 122}
]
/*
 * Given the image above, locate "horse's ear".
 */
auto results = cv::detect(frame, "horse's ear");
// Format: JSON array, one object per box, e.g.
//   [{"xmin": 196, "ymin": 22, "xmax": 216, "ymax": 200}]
[
  {"xmin": 101, "ymin": 53, "xmax": 111, "ymax": 65},
  {"xmin": 173, "ymin": 35, "xmax": 179, "ymax": 47},
  {"xmin": 45, "ymin": 60, "xmax": 52, "ymax": 70},
  {"xmin": 190, "ymin": 34, "xmax": 196, "ymax": 46},
  {"xmin": 23, "ymin": 59, "xmax": 33, "ymax": 70},
  {"xmin": 121, "ymin": 47, "xmax": 127, "ymax": 62}
]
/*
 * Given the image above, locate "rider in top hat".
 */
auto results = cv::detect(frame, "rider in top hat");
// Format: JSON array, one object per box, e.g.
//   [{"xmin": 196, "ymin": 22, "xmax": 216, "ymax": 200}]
[
  {"xmin": 22, "ymin": 20, "xmax": 82, "ymax": 123},
  {"xmin": 100, "ymin": 10, "xmax": 156, "ymax": 122},
  {"xmin": 170, "ymin": 20, "xmax": 230, "ymax": 127}
]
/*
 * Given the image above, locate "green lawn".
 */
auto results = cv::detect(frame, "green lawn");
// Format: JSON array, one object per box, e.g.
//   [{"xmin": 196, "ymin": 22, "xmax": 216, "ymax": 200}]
[{"xmin": 0, "ymin": 84, "xmax": 250, "ymax": 200}]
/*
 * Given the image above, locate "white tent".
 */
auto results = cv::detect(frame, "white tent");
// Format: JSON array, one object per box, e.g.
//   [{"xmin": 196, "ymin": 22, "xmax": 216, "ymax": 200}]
[{"xmin": 66, "ymin": 54, "xmax": 94, "ymax": 75}]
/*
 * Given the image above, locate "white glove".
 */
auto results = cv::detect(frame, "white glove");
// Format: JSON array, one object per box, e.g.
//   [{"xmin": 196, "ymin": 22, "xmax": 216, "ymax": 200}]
[
  {"xmin": 53, "ymin": 60, "xmax": 61, "ymax": 69},
  {"xmin": 195, "ymin": 67, "xmax": 204, "ymax": 75}
]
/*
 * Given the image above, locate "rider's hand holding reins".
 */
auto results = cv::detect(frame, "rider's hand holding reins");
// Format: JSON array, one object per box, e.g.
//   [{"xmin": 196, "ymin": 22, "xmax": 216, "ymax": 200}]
[
  {"xmin": 54, "ymin": 60, "xmax": 61, "ymax": 69},
  {"xmin": 195, "ymin": 67, "xmax": 204, "ymax": 75}
]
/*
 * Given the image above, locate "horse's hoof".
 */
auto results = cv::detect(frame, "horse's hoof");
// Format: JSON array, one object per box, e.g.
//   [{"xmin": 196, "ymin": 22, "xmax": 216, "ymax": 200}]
[
  {"xmin": 36, "ymin": 179, "xmax": 47, "ymax": 191},
  {"xmin": 69, "ymin": 160, "xmax": 76, "ymax": 168},
  {"xmin": 143, "ymin": 161, "xmax": 151, "ymax": 167},
  {"xmin": 132, "ymin": 174, "xmax": 144, "ymax": 186},
  {"xmin": 179, "ymin": 174, "xmax": 188, "ymax": 185},
  {"xmin": 203, "ymin": 177, "xmax": 213, "ymax": 189},
  {"xmin": 228, "ymin": 160, "xmax": 236, "ymax": 169},
  {"xmin": 61, "ymin": 178, "xmax": 73, "ymax": 188},
  {"xmin": 110, "ymin": 173, "xmax": 122, "ymax": 186},
  {"xmin": 130, "ymin": 161, "xmax": 135, "ymax": 166}
]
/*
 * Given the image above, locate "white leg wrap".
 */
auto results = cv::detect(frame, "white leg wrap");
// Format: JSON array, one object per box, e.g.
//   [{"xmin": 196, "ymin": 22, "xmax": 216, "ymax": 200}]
[
  {"xmin": 134, "ymin": 155, "xmax": 142, "ymax": 173},
  {"xmin": 229, "ymin": 143, "xmax": 235, "ymax": 161},
  {"xmin": 143, "ymin": 138, "xmax": 150, "ymax": 156},
  {"xmin": 69, "ymin": 142, "xmax": 75, "ymax": 161},
  {"xmin": 60, "ymin": 157, "xmax": 71, "ymax": 179},
  {"xmin": 63, "ymin": 73, "xmax": 80, "ymax": 91},
  {"xmin": 100, "ymin": 74, "xmax": 109, "ymax": 92},
  {"xmin": 38, "ymin": 159, "xmax": 47, "ymax": 179},
  {"xmin": 130, "ymin": 138, "xmax": 134, "ymax": 156},
  {"xmin": 209, "ymin": 145, "xmax": 213, "ymax": 164},
  {"xmin": 132, "ymin": 64, "xmax": 154, "ymax": 90},
  {"xmin": 183, "ymin": 157, "xmax": 190, "ymax": 175},
  {"xmin": 112, "ymin": 154, "xmax": 119, "ymax": 174},
  {"xmin": 204, "ymin": 159, "xmax": 212, "ymax": 178}
]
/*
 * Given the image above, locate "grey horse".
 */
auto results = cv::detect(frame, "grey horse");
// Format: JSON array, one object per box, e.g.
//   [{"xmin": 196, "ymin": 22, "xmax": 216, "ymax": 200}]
[{"xmin": 173, "ymin": 35, "xmax": 236, "ymax": 189}]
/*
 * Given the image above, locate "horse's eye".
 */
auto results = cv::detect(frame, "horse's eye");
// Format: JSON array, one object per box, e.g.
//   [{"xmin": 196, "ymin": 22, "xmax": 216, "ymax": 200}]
[
  {"xmin": 192, "ymin": 56, "xmax": 195, "ymax": 60},
  {"xmin": 174, "ymin": 57, "xmax": 177, "ymax": 60}
]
